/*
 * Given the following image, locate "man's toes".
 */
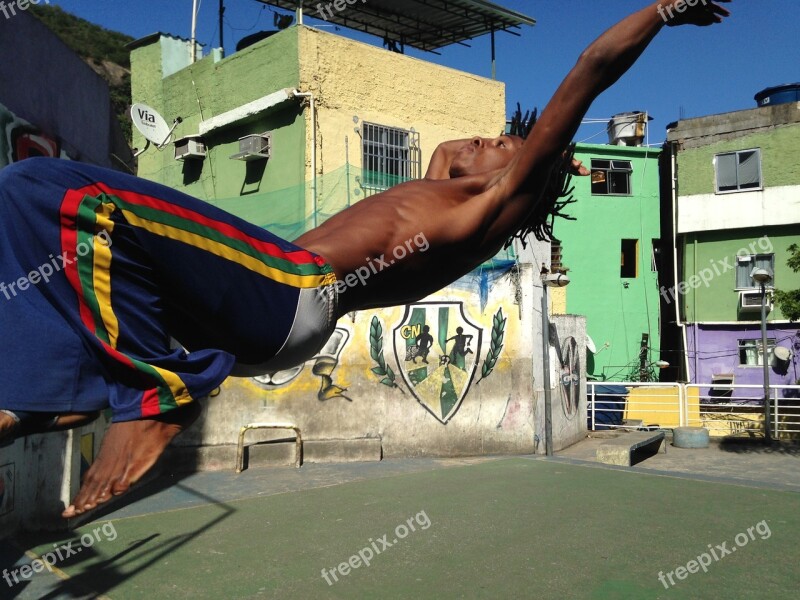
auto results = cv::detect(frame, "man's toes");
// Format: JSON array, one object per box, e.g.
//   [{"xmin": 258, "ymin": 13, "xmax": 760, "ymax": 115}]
[
  {"xmin": 111, "ymin": 477, "xmax": 131, "ymax": 497},
  {"xmin": 0, "ymin": 413, "xmax": 19, "ymax": 441}
]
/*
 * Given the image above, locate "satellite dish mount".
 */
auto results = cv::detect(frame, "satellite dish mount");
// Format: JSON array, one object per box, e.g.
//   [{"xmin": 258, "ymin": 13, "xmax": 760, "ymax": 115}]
[{"xmin": 131, "ymin": 103, "xmax": 183, "ymax": 158}]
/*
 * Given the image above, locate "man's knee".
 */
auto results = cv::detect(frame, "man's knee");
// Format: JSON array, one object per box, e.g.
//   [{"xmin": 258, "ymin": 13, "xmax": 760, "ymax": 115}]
[{"xmin": 0, "ymin": 157, "xmax": 63, "ymax": 201}]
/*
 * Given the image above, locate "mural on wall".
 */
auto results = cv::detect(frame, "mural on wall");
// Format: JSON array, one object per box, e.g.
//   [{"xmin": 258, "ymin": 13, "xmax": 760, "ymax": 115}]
[
  {"xmin": 559, "ymin": 336, "xmax": 581, "ymax": 419},
  {"xmin": 0, "ymin": 101, "xmax": 65, "ymax": 168},
  {"xmin": 369, "ymin": 302, "xmax": 506, "ymax": 424},
  {"xmin": 0, "ymin": 463, "xmax": 14, "ymax": 517},
  {"xmin": 253, "ymin": 327, "xmax": 351, "ymax": 401}
]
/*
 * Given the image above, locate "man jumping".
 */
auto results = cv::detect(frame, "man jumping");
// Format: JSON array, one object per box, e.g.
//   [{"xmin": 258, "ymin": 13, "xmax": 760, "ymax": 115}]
[{"xmin": 0, "ymin": 0, "xmax": 730, "ymax": 518}]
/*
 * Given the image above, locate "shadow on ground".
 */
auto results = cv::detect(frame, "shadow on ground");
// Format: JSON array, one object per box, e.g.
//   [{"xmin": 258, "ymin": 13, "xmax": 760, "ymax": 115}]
[{"xmin": 718, "ymin": 438, "xmax": 800, "ymax": 455}]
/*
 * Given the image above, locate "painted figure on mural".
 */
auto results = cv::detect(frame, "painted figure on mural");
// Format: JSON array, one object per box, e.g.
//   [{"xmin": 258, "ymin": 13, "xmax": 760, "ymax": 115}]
[
  {"xmin": 414, "ymin": 325, "xmax": 434, "ymax": 364},
  {"xmin": 0, "ymin": 0, "xmax": 731, "ymax": 518},
  {"xmin": 446, "ymin": 327, "xmax": 474, "ymax": 371}
]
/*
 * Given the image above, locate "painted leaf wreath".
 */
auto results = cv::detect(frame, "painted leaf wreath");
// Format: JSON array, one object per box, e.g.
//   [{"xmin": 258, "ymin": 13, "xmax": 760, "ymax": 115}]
[
  {"xmin": 478, "ymin": 307, "xmax": 506, "ymax": 384},
  {"xmin": 369, "ymin": 316, "xmax": 399, "ymax": 389}
]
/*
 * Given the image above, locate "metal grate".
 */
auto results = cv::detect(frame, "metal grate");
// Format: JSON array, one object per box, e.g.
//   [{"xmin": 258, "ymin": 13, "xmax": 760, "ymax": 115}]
[
  {"xmin": 255, "ymin": 0, "xmax": 536, "ymax": 53},
  {"xmin": 361, "ymin": 122, "xmax": 421, "ymax": 195},
  {"xmin": 550, "ymin": 240, "xmax": 565, "ymax": 273}
]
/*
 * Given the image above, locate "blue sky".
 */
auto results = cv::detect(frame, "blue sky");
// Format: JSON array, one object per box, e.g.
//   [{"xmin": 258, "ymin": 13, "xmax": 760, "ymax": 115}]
[{"xmin": 49, "ymin": 0, "xmax": 798, "ymax": 144}]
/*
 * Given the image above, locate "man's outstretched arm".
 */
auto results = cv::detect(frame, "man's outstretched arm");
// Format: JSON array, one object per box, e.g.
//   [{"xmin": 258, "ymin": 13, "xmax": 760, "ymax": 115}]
[{"xmin": 482, "ymin": 0, "xmax": 731, "ymax": 231}]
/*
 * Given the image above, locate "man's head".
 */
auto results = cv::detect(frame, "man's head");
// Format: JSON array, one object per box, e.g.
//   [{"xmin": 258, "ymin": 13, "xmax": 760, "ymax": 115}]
[{"xmin": 448, "ymin": 134, "xmax": 524, "ymax": 178}]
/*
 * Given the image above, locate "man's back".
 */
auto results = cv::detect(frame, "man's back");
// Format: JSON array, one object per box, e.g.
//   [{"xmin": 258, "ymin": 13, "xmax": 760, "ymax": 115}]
[{"xmin": 295, "ymin": 167, "xmax": 505, "ymax": 313}]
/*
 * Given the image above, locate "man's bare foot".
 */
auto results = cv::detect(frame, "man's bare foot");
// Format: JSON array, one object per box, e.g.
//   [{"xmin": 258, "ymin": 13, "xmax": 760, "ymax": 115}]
[
  {"xmin": 0, "ymin": 412, "xmax": 19, "ymax": 442},
  {"xmin": 62, "ymin": 402, "xmax": 201, "ymax": 518}
]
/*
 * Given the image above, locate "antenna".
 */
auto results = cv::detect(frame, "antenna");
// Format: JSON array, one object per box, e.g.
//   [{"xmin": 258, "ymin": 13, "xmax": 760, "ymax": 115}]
[{"xmin": 130, "ymin": 104, "xmax": 182, "ymax": 158}]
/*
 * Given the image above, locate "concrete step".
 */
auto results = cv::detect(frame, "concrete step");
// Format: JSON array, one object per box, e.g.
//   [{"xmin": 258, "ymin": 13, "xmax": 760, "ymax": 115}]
[
  {"xmin": 596, "ymin": 431, "xmax": 666, "ymax": 467},
  {"xmin": 165, "ymin": 437, "xmax": 383, "ymax": 472}
]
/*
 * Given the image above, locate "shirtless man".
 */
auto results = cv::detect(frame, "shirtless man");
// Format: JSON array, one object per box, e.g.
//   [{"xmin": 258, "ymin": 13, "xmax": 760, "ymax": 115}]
[{"xmin": 0, "ymin": 0, "xmax": 730, "ymax": 518}]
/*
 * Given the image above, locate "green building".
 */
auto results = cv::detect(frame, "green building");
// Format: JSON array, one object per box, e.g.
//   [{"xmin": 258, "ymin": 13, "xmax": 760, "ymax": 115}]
[{"xmin": 552, "ymin": 141, "xmax": 663, "ymax": 381}]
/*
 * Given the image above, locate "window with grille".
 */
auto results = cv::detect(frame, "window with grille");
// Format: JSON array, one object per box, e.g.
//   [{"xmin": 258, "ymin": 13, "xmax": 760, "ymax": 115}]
[
  {"xmin": 738, "ymin": 339, "xmax": 775, "ymax": 366},
  {"xmin": 591, "ymin": 159, "xmax": 632, "ymax": 195},
  {"xmin": 735, "ymin": 254, "xmax": 774, "ymax": 289},
  {"xmin": 551, "ymin": 240, "xmax": 564, "ymax": 272},
  {"xmin": 715, "ymin": 149, "xmax": 762, "ymax": 193},
  {"xmin": 361, "ymin": 122, "xmax": 421, "ymax": 195}
]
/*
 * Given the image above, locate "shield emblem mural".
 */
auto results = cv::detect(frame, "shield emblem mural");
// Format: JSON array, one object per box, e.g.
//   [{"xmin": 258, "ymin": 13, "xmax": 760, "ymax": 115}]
[{"xmin": 393, "ymin": 302, "xmax": 482, "ymax": 423}]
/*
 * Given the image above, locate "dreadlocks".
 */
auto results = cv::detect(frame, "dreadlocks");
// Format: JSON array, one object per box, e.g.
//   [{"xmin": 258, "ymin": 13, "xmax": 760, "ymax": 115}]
[{"xmin": 503, "ymin": 104, "xmax": 577, "ymax": 249}]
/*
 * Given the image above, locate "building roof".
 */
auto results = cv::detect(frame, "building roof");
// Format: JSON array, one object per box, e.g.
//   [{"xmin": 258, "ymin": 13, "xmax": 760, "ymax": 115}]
[{"xmin": 255, "ymin": 0, "xmax": 535, "ymax": 52}]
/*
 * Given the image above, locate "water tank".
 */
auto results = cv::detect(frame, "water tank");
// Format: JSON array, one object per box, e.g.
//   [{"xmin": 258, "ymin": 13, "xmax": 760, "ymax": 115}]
[
  {"xmin": 755, "ymin": 83, "xmax": 800, "ymax": 107},
  {"xmin": 607, "ymin": 112, "xmax": 652, "ymax": 146}
]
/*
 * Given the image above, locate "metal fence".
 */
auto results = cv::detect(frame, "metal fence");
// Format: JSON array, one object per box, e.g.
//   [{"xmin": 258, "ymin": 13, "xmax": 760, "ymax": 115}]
[{"xmin": 588, "ymin": 382, "xmax": 800, "ymax": 440}]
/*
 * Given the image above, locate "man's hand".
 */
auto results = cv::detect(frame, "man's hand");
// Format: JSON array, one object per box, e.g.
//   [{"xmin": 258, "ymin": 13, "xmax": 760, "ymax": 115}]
[
  {"xmin": 661, "ymin": 0, "xmax": 732, "ymax": 27},
  {"xmin": 425, "ymin": 139, "xmax": 472, "ymax": 180},
  {"xmin": 570, "ymin": 158, "xmax": 590, "ymax": 177}
]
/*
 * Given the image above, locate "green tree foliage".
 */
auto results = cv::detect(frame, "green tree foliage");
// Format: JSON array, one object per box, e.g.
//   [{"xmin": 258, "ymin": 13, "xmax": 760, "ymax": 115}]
[
  {"xmin": 29, "ymin": 4, "xmax": 133, "ymax": 142},
  {"xmin": 775, "ymin": 244, "xmax": 800, "ymax": 322}
]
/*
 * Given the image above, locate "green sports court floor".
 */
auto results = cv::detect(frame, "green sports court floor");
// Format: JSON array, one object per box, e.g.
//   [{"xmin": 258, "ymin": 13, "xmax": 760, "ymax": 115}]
[{"xmin": 3, "ymin": 452, "xmax": 799, "ymax": 599}]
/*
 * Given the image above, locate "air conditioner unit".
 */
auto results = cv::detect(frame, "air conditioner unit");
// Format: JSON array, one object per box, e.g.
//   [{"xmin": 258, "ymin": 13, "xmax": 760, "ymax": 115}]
[
  {"xmin": 739, "ymin": 290, "xmax": 772, "ymax": 313},
  {"xmin": 230, "ymin": 132, "xmax": 272, "ymax": 161},
  {"xmin": 174, "ymin": 135, "xmax": 207, "ymax": 161}
]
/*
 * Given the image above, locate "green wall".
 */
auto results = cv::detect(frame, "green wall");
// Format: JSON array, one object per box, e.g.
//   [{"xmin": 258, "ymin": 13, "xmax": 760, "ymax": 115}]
[
  {"xmin": 554, "ymin": 144, "xmax": 662, "ymax": 380},
  {"xmin": 677, "ymin": 124, "xmax": 800, "ymax": 196},
  {"xmin": 130, "ymin": 29, "xmax": 307, "ymax": 231},
  {"xmin": 682, "ymin": 226, "xmax": 799, "ymax": 322}
]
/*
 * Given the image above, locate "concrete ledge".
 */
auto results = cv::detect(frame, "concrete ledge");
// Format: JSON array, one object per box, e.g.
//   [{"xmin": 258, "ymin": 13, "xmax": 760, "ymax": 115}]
[{"xmin": 596, "ymin": 431, "xmax": 666, "ymax": 467}]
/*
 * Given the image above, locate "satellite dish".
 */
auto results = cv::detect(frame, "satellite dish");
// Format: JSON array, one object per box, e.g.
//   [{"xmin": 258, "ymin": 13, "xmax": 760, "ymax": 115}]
[
  {"xmin": 586, "ymin": 335, "xmax": 597, "ymax": 354},
  {"xmin": 131, "ymin": 103, "xmax": 173, "ymax": 147}
]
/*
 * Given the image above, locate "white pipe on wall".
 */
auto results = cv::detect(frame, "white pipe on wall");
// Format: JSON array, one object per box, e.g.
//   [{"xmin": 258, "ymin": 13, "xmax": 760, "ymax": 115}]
[
  {"xmin": 191, "ymin": 0, "xmax": 199, "ymax": 63},
  {"xmin": 670, "ymin": 140, "xmax": 692, "ymax": 382},
  {"xmin": 292, "ymin": 91, "xmax": 317, "ymax": 227}
]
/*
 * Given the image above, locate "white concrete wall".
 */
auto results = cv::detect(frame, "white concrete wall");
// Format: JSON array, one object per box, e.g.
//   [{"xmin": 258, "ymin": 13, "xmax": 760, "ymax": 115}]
[{"xmin": 677, "ymin": 185, "xmax": 800, "ymax": 233}]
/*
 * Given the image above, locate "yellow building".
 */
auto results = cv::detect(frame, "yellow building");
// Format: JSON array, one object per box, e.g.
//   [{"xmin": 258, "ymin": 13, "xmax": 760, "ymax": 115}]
[{"xmin": 126, "ymin": 2, "xmax": 589, "ymax": 465}]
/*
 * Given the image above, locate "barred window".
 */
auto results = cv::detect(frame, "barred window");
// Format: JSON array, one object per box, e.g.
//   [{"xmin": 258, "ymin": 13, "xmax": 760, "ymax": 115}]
[
  {"xmin": 361, "ymin": 122, "xmax": 421, "ymax": 195},
  {"xmin": 738, "ymin": 339, "xmax": 775, "ymax": 366},
  {"xmin": 551, "ymin": 240, "xmax": 565, "ymax": 272}
]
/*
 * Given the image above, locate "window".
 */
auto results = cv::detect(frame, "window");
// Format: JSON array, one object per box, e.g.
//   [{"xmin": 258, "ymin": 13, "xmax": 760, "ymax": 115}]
[
  {"xmin": 738, "ymin": 339, "xmax": 775, "ymax": 366},
  {"xmin": 621, "ymin": 239, "xmax": 639, "ymax": 278},
  {"xmin": 361, "ymin": 122, "xmax": 421, "ymax": 195},
  {"xmin": 735, "ymin": 254, "xmax": 775, "ymax": 289},
  {"xmin": 651, "ymin": 239, "xmax": 662, "ymax": 273},
  {"xmin": 591, "ymin": 159, "xmax": 632, "ymax": 195},
  {"xmin": 715, "ymin": 149, "xmax": 762, "ymax": 193}
]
